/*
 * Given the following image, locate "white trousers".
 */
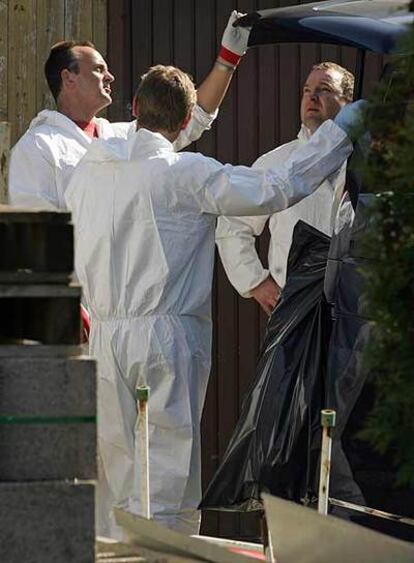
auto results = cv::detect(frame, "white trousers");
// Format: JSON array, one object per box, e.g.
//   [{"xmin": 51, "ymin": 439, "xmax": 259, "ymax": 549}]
[{"xmin": 91, "ymin": 315, "xmax": 211, "ymax": 540}]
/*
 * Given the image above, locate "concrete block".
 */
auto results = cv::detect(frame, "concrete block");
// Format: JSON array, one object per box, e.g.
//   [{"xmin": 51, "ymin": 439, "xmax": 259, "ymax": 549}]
[
  {"xmin": 0, "ymin": 356, "xmax": 96, "ymax": 480},
  {"xmin": 0, "ymin": 481, "xmax": 95, "ymax": 563},
  {"xmin": 0, "ymin": 344, "xmax": 85, "ymax": 357}
]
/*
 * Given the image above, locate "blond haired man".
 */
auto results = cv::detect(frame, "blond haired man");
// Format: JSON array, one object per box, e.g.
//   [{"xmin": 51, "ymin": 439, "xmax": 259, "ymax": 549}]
[{"xmin": 217, "ymin": 62, "xmax": 355, "ymax": 314}]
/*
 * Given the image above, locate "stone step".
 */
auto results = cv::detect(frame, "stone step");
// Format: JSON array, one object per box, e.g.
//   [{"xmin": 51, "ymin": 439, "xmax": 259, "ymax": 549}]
[
  {"xmin": 0, "ymin": 481, "xmax": 95, "ymax": 563},
  {"xmin": 0, "ymin": 207, "xmax": 73, "ymax": 277},
  {"xmin": 0, "ymin": 344, "xmax": 85, "ymax": 357},
  {"xmin": 0, "ymin": 356, "xmax": 96, "ymax": 480},
  {"xmin": 0, "ymin": 284, "xmax": 81, "ymax": 345}
]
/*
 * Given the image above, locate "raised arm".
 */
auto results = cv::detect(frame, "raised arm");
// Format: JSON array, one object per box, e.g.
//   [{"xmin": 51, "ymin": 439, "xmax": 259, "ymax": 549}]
[{"xmin": 174, "ymin": 11, "xmax": 251, "ymax": 151}]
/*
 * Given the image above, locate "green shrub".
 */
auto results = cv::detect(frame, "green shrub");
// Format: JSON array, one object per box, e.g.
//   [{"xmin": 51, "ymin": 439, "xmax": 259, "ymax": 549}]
[{"xmin": 360, "ymin": 8, "xmax": 414, "ymax": 485}]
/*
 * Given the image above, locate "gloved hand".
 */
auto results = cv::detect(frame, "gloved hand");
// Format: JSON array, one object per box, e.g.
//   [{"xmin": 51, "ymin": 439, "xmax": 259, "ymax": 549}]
[
  {"xmin": 219, "ymin": 11, "xmax": 251, "ymax": 67},
  {"xmin": 334, "ymin": 100, "xmax": 368, "ymax": 141}
]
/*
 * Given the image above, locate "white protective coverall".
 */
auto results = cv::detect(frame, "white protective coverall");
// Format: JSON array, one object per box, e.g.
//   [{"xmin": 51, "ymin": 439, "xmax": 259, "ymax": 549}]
[
  {"xmin": 65, "ymin": 120, "xmax": 351, "ymax": 539},
  {"xmin": 216, "ymin": 124, "xmax": 347, "ymax": 293},
  {"xmin": 8, "ymin": 105, "xmax": 216, "ymax": 209}
]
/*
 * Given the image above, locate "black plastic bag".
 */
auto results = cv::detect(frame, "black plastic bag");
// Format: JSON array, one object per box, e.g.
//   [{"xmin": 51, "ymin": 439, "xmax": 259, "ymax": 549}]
[{"xmin": 200, "ymin": 221, "xmax": 331, "ymax": 511}]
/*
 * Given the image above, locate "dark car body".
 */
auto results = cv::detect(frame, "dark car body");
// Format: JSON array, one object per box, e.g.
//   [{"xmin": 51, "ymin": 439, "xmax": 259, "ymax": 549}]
[{"xmin": 239, "ymin": 0, "xmax": 412, "ymax": 53}]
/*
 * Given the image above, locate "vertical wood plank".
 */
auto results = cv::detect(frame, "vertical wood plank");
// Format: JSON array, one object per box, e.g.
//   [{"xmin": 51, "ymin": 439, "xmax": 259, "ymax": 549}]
[
  {"xmin": 197, "ymin": 0, "xmax": 219, "ymax": 538},
  {"xmin": 64, "ymin": 0, "xmax": 93, "ymax": 40},
  {"xmin": 239, "ymin": 0, "xmax": 265, "ymax": 537},
  {"xmin": 108, "ymin": 0, "xmax": 132, "ymax": 122},
  {"xmin": 256, "ymin": 0, "xmax": 280, "ymax": 349},
  {"xmin": 131, "ymin": 0, "xmax": 152, "ymax": 82},
  {"xmin": 236, "ymin": 0, "xmax": 262, "ymax": 538},
  {"xmin": 174, "ymin": 0, "xmax": 194, "ymax": 74},
  {"xmin": 93, "ymin": 0, "xmax": 107, "ymax": 56},
  {"xmin": 196, "ymin": 4, "xmax": 219, "ymax": 535},
  {"xmin": 257, "ymin": 42, "xmax": 278, "ymax": 157},
  {"xmin": 340, "ymin": 46, "xmax": 358, "ymax": 85},
  {"xmin": 194, "ymin": 0, "xmax": 216, "ymax": 158},
  {"xmin": 362, "ymin": 52, "xmax": 383, "ymax": 98},
  {"xmin": 152, "ymin": 0, "xmax": 173, "ymax": 64},
  {"xmin": 8, "ymin": 0, "xmax": 37, "ymax": 144},
  {"xmin": 214, "ymin": 0, "xmax": 241, "ymax": 539},
  {"xmin": 320, "ymin": 44, "xmax": 341, "ymax": 65},
  {"xmin": 36, "ymin": 0, "xmax": 64, "ymax": 112},
  {"xmin": 0, "ymin": 0, "xmax": 8, "ymax": 121},
  {"xmin": 93, "ymin": 0, "xmax": 107, "ymax": 118},
  {"xmin": 0, "ymin": 121, "xmax": 10, "ymax": 203}
]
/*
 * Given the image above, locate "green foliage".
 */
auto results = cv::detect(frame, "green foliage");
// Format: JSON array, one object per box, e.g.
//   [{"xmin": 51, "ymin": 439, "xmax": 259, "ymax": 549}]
[{"xmin": 359, "ymin": 17, "xmax": 414, "ymax": 485}]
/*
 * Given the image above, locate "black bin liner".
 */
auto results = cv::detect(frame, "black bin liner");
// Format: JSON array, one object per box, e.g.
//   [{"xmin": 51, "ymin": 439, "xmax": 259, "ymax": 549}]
[{"xmin": 200, "ymin": 221, "xmax": 331, "ymax": 511}]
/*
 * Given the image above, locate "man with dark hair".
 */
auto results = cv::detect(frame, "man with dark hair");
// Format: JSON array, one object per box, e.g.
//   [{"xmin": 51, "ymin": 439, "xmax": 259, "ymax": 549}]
[
  {"xmin": 65, "ymin": 63, "xmax": 361, "ymax": 538},
  {"xmin": 217, "ymin": 62, "xmax": 355, "ymax": 314},
  {"xmin": 44, "ymin": 40, "xmax": 96, "ymax": 102},
  {"xmin": 8, "ymin": 12, "xmax": 251, "ymax": 209}
]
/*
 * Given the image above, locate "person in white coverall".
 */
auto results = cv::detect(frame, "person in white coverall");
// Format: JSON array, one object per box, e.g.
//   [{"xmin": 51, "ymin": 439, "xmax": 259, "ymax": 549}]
[
  {"xmin": 65, "ymin": 62, "xmax": 362, "ymax": 538},
  {"xmin": 217, "ymin": 62, "xmax": 355, "ymax": 315},
  {"xmin": 8, "ymin": 12, "xmax": 249, "ymax": 210}
]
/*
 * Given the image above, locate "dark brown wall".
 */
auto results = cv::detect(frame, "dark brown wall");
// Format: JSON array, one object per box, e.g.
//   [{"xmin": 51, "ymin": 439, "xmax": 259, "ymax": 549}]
[{"xmin": 107, "ymin": 0, "xmax": 383, "ymax": 539}]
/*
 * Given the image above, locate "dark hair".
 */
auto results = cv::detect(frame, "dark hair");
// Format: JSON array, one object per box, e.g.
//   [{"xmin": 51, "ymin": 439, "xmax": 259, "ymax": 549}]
[
  {"xmin": 44, "ymin": 40, "xmax": 95, "ymax": 102},
  {"xmin": 134, "ymin": 65, "xmax": 197, "ymax": 133}
]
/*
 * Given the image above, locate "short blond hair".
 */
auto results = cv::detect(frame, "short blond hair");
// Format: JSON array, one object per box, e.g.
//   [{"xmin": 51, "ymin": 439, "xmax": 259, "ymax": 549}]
[
  {"xmin": 312, "ymin": 62, "xmax": 355, "ymax": 102},
  {"xmin": 134, "ymin": 65, "xmax": 197, "ymax": 133}
]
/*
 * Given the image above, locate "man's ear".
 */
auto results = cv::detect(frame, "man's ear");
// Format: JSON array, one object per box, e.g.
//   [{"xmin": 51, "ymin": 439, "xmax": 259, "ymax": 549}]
[
  {"xmin": 61, "ymin": 68, "xmax": 77, "ymax": 90},
  {"xmin": 180, "ymin": 111, "xmax": 192, "ymax": 130},
  {"xmin": 132, "ymin": 97, "xmax": 139, "ymax": 119}
]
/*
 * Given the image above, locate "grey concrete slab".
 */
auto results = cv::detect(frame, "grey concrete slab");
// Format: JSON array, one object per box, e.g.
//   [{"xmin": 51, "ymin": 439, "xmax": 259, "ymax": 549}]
[
  {"xmin": 0, "ymin": 481, "xmax": 95, "ymax": 563},
  {"xmin": 0, "ymin": 345, "xmax": 84, "ymax": 357},
  {"xmin": 263, "ymin": 493, "xmax": 414, "ymax": 563},
  {"xmin": 0, "ymin": 424, "xmax": 96, "ymax": 480},
  {"xmin": 114, "ymin": 509, "xmax": 253, "ymax": 563},
  {"xmin": 0, "ymin": 356, "xmax": 96, "ymax": 415},
  {"xmin": 0, "ymin": 357, "xmax": 96, "ymax": 480}
]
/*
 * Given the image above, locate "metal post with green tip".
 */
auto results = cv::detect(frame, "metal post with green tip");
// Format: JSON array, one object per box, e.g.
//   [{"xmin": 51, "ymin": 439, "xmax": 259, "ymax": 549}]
[
  {"xmin": 136, "ymin": 385, "xmax": 151, "ymax": 519},
  {"xmin": 318, "ymin": 409, "xmax": 336, "ymax": 516}
]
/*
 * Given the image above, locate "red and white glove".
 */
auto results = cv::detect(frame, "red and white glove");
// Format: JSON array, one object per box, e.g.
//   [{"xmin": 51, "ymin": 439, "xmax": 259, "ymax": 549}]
[{"xmin": 218, "ymin": 10, "xmax": 251, "ymax": 67}]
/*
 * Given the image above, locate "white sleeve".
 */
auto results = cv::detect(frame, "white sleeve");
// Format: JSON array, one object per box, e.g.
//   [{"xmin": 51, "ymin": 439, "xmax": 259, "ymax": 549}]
[
  {"xmin": 215, "ymin": 149, "xmax": 285, "ymax": 298},
  {"xmin": 200, "ymin": 120, "xmax": 352, "ymax": 216},
  {"xmin": 216, "ymin": 214, "xmax": 271, "ymax": 297},
  {"xmin": 8, "ymin": 135, "xmax": 59, "ymax": 210},
  {"xmin": 173, "ymin": 104, "xmax": 218, "ymax": 152}
]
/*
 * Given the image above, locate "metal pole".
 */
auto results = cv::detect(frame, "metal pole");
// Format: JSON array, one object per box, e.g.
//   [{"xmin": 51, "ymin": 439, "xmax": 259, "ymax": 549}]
[
  {"xmin": 329, "ymin": 497, "xmax": 414, "ymax": 528},
  {"xmin": 318, "ymin": 409, "xmax": 336, "ymax": 516},
  {"xmin": 136, "ymin": 385, "xmax": 150, "ymax": 519}
]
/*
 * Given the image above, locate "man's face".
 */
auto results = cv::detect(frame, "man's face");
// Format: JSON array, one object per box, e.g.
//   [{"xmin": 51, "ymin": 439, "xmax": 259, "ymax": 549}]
[
  {"xmin": 300, "ymin": 68, "xmax": 348, "ymax": 133},
  {"xmin": 69, "ymin": 46, "xmax": 114, "ymax": 114}
]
